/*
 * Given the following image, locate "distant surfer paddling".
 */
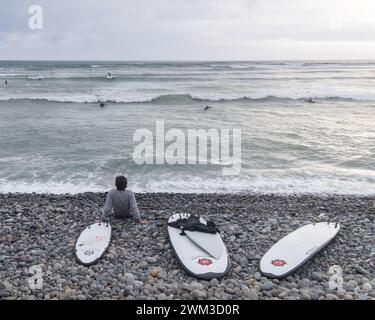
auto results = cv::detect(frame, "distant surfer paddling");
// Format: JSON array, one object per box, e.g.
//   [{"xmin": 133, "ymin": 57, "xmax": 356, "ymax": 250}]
[
  {"xmin": 305, "ymin": 97, "xmax": 316, "ymax": 104},
  {"xmin": 100, "ymin": 176, "xmax": 149, "ymax": 225},
  {"xmin": 98, "ymin": 98, "xmax": 105, "ymax": 107},
  {"xmin": 204, "ymin": 105, "xmax": 212, "ymax": 110},
  {"xmin": 304, "ymin": 91, "xmax": 316, "ymax": 104}
]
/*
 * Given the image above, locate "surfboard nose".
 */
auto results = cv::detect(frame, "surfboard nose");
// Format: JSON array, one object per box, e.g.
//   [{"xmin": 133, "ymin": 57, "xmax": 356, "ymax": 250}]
[
  {"xmin": 260, "ymin": 222, "xmax": 340, "ymax": 278},
  {"xmin": 75, "ymin": 223, "xmax": 112, "ymax": 266}
]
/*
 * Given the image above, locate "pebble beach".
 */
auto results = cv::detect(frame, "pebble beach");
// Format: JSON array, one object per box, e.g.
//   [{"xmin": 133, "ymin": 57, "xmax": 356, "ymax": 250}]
[{"xmin": 0, "ymin": 192, "xmax": 374, "ymax": 300}]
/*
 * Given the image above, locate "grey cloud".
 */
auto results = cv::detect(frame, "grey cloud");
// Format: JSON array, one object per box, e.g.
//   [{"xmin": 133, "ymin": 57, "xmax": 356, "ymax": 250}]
[{"xmin": 0, "ymin": 0, "xmax": 375, "ymax": 60}]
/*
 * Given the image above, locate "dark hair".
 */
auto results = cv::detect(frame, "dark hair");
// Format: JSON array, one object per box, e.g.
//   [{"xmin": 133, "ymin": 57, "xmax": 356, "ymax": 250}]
[{"xmin": 115, "ymin": 176, "xmax": 127, "ymax": 191}]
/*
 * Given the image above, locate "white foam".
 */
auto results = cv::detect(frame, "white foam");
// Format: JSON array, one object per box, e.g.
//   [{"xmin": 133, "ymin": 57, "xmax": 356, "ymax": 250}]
[
  {"xmin": 0, "ymin": 180, "xmax": 105, "ymax": 194},
  {"xmin": 0, "ymin": 174, "xmax": 374, "ymax": 196},
  {"xmin": 131, "ymin": 175, "xmax": 375, "ymax": 195}
]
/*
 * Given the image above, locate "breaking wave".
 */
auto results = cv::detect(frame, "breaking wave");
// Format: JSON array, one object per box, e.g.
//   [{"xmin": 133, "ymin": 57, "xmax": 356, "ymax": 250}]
[{"xmin": 0, "ymin": 94, "xmax": 372, "ymax": 105}]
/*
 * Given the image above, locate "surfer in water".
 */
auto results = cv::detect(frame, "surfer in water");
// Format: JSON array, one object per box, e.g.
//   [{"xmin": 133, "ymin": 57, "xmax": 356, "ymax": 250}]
[
  {"xmin": 100, "ymin": 176, "xmax": 149, "ymax": 225},
  {"xmin": 5, "ymin": 80, "xmax": 7, "ymax": 85},
  {"xmin": 305, "ymin": 97, "xmax": 316, "ymax": 104},
  {"xmin": 304, "ymin": 91, "xmax": 316, "ymax": 104},
  {"xmin": 204, "ymin": 105, "xmax": 212, "ymax": 110}
]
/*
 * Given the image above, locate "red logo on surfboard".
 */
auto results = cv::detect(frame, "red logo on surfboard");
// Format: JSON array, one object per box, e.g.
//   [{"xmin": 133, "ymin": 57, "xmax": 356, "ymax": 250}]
[
  {"xmin": 198, "ymin": 258, "xmax": 213, "ymax": 266},
  {"xmin": 96, "ymin": 235, "xmax": 105, "ymax": 241},
  {"xmin": 272, "ymin": 259, "xmax": 287, "ymax": 267}
]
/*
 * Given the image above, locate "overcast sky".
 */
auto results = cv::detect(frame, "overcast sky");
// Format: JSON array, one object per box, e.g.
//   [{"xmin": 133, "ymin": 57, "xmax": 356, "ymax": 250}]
[{"xmin": 1, "ymin": 0, "xmax": 375, "ymax": 60}]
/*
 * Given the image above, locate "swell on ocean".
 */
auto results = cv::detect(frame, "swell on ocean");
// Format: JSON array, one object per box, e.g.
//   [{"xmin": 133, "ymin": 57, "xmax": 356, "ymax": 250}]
[{"xmin": 0, "ymin": 60, "xmax": 374, "ymax": 195}]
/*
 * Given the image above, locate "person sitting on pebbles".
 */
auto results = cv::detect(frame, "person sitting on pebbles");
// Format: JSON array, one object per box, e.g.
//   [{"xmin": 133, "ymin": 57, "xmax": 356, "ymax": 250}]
[{"xmin": 100, "ymin": 175, "xmax": 149, "ymax": 225}]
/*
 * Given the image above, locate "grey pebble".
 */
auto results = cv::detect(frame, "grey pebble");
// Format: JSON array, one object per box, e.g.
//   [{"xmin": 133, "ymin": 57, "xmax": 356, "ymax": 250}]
[
  {"xmin": 1, "ymin": 193, "xmax": 374, "ymax": 301},
  {"xmin": 261, "ymin": 282, "xmax": 274, "ymax": 291},
  {"xmin": 191, "ymin": 290, "xmax": 207, "ymax": 299},
  {"xmin": 311, "ymin": 272, "xmax": 324, "ymax": 282},
  {"xmin": 0, "ymin": 290, "xmax": 10, "ymax": 298},
  {"xmin": 146, "ymin": 257, "xmax": 157, "ymax": 264}
]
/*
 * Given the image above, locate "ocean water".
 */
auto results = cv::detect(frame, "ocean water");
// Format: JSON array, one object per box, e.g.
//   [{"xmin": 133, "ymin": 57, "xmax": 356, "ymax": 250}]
[{"xmin": 0, "ymin": 60, "xmax": 374, "ymax": 194}]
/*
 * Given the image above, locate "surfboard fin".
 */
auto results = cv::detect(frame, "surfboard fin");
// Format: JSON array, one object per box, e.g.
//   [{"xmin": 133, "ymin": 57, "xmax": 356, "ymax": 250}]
[{"xmin": 179, "ymin": 226, "xmax": 186, "ymax": 236}]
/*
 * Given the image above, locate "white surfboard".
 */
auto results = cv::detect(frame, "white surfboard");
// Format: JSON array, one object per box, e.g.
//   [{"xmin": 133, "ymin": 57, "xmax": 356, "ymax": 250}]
[
  {"xmin": 260, "ymin": 222, "xmax": 340, "ymax": 279},
  {"xmin": 75, "ymin": 223, "xmax": 112, "ymax": 266},
  {"xmin": 185, "ymin": 225, "xmax": 223, "ymax": 260},
  {"xmin": 168, "ymin": 213, "xmax": 230, "ymax": 280}
]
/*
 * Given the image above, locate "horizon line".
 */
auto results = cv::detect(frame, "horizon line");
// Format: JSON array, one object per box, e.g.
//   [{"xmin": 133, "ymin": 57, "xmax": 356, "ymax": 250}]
[{"xmin": 1, "ymin": 58, "xmax": 375, "ymax": 62}]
